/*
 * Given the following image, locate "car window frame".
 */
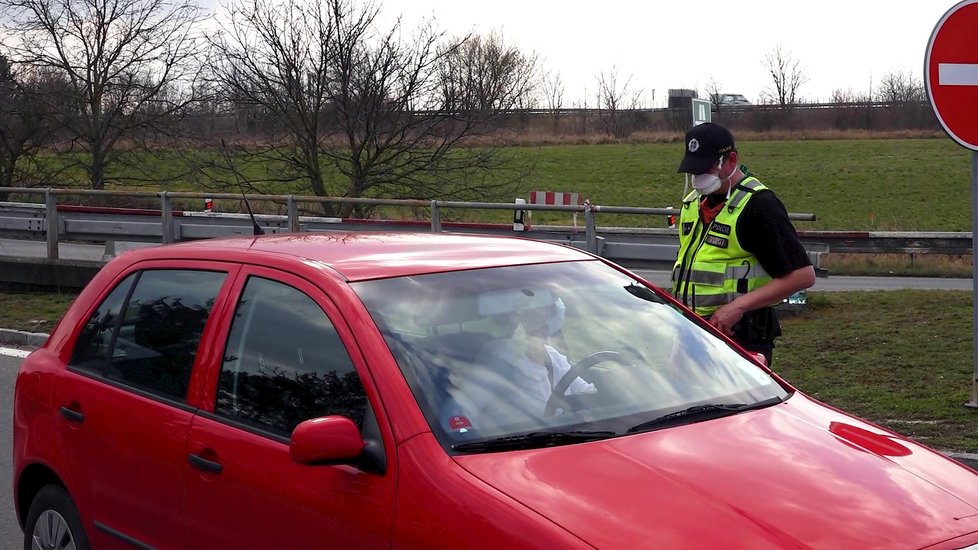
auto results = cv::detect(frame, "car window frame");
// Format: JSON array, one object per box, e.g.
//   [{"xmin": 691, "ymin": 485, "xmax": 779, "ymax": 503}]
[
  {"xmin": 63, "ymin": 259, "xmax": 241, "ymax": 409},
  {"xmin": 193, "ymin": 265, "xmax": 390, "ymax": 448}
]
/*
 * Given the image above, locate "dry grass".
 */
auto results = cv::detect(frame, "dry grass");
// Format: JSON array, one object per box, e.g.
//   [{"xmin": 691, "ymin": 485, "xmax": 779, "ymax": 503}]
[
  {"xmin": 467, "ymin": 128, "xmax": 947, "ymax": 147},
  {"xmin": 822, "ymin": 253, "xmax": 973, "ymax": 278}
]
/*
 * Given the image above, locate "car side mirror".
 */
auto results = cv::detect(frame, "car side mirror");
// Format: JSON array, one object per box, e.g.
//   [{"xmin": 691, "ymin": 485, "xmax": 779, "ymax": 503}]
[
  {"xmin": 749, "ymin": 352, "xmax": 767, "ymax": 366},
  {"xmin": 290, "ymin": 416, "xmax": 365, "ymax": 465}
]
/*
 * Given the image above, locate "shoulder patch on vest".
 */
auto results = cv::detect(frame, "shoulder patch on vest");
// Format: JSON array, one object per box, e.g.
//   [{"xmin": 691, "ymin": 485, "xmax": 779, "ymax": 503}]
[
  {"xmin": 682, "ymin": 221, "xmax": 694, "ymax": 235},
  {"xmin": 710, "ymin": 221, "xmax": 731, "ymax": 235},
  {"xmin": 705, "ymin": 234, "xmax": 729, "ymax": 248}
]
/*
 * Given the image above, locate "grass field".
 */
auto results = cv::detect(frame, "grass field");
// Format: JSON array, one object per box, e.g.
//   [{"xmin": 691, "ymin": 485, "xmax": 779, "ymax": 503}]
[
  {"xmin": 512, "ymin": 138, "xmax": 974, "ymax": 230},
  {"xmin": 4, "ymin": 286, "xmax": 978, "ymax": 453},
  {"xmin": 777, "ymin": 291, "xmax": 978, "ymax": 453},
  {"xmin": 25, "ymin": 138, "xmax": 976, "ymax": 231}
]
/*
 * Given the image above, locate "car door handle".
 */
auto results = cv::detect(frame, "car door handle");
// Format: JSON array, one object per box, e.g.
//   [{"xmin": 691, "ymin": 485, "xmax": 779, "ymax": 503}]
[
  {"xmin": 59, "ymin": 406, "xmax": 85, "ymax": 424},
  {"xmin": 188, "ymin": 453, "xmax": 223, "ymax": 474}
]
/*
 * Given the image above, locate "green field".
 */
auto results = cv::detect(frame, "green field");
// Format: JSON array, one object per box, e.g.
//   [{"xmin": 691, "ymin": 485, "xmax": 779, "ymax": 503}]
[
  {"xmin": 778, "ymin": 291, "xmax": 978, "ymax": 453},
  {"xmin": 514, "ymin": 138, "xmax": 973, "ymax": 230},
  {"xmin": 28, "ymin": 138, "xmax": 975, "ymax": 231}
]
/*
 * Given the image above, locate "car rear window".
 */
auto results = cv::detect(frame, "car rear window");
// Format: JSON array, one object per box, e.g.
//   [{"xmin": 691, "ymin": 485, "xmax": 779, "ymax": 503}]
[{"xmin": 69, "ymin": 269, "xmax": 226, "ymax": 400}]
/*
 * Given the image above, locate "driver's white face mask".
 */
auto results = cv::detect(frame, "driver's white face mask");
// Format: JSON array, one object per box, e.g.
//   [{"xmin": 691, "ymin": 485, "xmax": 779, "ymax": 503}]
[
  {"xmin": 523, "ymin": 297, "xmax": 566, "ymax": 337},
  {"xmin": 541, "ymin": 297, "xmax": 566, "ymax": 336}
]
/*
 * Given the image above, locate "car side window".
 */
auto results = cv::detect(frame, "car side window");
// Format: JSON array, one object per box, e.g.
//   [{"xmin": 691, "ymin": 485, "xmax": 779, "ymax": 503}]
[
  {"xmin": 216, "ymin": 276, "xmax": 367, "ymax": 438},
  {"xmin": 70, "ymin": 273, "xmax": 138, "ymax": 375},
  {"xmin": 69, "ymin": 269, "xmax": 226, "ymax": 400}
]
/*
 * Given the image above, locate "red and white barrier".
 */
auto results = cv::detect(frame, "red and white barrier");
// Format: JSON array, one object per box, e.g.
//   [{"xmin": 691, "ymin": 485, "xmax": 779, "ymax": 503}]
[
  {"xmin": 528, "ymin": 191, "xmax": 583, "ymax": 206},
  {"xmin": 526, "ymin": 191, "xmax": 585, "ymax": 230}
]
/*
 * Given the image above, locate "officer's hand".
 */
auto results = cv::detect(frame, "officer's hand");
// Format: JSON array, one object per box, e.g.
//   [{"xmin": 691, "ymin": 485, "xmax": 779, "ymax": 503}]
[{"xmin": 709, "ymin": 302, "xmax": 746, "ymax": 336}]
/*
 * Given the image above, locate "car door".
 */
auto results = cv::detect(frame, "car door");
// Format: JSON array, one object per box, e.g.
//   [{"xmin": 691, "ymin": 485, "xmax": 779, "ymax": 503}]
[
  {"xmin": 183, "ymin": 268, "xmax": 396, "ymax": 548},
  {"xmin": 58, "ymin": 263, "xmax": 232, "ymax": 548}
]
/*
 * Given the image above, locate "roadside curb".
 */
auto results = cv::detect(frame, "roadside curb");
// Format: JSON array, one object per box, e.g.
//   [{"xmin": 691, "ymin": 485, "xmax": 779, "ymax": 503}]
[{"xmin": 0, "ymin": 328, "xmax": 49, "ymax": 348}]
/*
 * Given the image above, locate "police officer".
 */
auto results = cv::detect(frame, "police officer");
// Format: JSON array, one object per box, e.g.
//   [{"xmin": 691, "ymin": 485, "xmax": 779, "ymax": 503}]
[{"xmin": 674, "ymin": 122, "xmax": 815, "ymax": 365}]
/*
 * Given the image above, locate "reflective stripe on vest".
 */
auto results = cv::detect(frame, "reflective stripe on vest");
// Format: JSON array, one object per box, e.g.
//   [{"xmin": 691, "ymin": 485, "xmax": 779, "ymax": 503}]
[
  {"xmin": 671, "ymin": 177, "xmax": 773, "ymax": 317},
  {"xmin": 671, "ymin": 262, "xmax": 770, "ymax": 286}
]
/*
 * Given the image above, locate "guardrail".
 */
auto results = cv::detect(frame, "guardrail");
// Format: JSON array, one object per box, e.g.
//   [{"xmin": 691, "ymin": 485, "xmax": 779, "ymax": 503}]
[
  {"xmin": 1, "ymin": 187, "xmax": 970, "ymax": 275},
  {"xmin": 0, "ymin": 187, "xmax": 822, "ymax": 265}
]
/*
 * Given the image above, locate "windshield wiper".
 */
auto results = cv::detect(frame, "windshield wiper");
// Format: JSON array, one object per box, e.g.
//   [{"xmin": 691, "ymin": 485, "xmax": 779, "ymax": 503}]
[
  {"xmin": 452, "ymin": 430, "xmax": 617, "ymax": 453},
  {"xmin": 625, "ymin": 396, "xmax": 784, "ymax": 434}
]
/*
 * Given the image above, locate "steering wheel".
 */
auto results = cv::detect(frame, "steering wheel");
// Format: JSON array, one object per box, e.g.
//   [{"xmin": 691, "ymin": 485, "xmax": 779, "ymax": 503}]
[{"xmin": 544, "ymin": 351, "xmax": 626, "ymax": 416}]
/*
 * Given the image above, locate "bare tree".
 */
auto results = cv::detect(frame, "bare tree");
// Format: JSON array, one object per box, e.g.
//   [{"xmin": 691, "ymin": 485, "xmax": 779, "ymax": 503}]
[
  {"xmin": 0, "ymin": 54, "xmax": 61, "ymax": 198},
  {"xmin": 437, "ymin": 31, "xmax": 538, "ymax": 117},
  {"xmin": 208, "ymin": 0, "xmax": 528, "ymax": 217},
  {"xmin": 595, "ymin": 67, "xmax": 643, "ymax": 139},
  {"xmin": 0, "ymin": 0, "xmax": 207, "ymax": 189},
  {"xmin": 704, "ymin": 78, "xmax": 723, "ymax": 111},
  {"xmin": 206, "ymin": 0, "xmax": 340, "ymax": 200},
  {"xmin": 829, "ymin": 86, "xmax": 876, "ymax": 130},
  {"xmin": 831, "ymin": 88, "xmax": 862, "ymax": 104},
  {"xmin": 875, "ymin": 69, "xmax": 929, "ymax": 129},
  {"xmin": 541, "ymin": 70, "xmax": 565, "ymax": 134},
  {"xmin": 876, "ymin": 70, "xmax": 925, "ymax": 104},
  {"xmin": 761, "ymin": 45, "xmax": 808, "ymax": 109},
  {"xmin": 324, "ymin": 10, "xmax": 528, "ymax": 214}
]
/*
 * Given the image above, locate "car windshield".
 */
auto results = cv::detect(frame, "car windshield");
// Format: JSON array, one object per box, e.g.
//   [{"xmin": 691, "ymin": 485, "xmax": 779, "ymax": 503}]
[{"xmin": 353, "ymin": 260, "xmax": 789, "ymax": 452}]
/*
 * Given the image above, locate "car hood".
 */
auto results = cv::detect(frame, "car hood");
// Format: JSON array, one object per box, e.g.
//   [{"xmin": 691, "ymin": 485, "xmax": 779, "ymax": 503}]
[{"xmin": 454, "ymin": 394, "xmax": 978, "ymax": 549}]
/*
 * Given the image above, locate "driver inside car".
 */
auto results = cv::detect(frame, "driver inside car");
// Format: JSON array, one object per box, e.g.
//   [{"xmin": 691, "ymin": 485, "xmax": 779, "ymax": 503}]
[{"xmin": 455, "ymin": 295, "xmax": 596, "ymax": 432}]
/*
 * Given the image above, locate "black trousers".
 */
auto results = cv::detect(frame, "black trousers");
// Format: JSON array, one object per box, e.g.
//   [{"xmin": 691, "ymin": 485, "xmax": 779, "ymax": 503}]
[{"xmin": 731, "ymin": 307, "xmax": 780, "ymax": 366}]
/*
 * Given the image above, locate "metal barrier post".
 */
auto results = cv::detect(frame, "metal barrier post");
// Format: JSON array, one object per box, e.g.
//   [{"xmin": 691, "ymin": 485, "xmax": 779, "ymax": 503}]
[
  {"xmin": 431, "ymin": 200, "xmax": 441, "ymax": 232},
  {"xmin": 102, "ymin": 240, "xmax": 116, "ymax": 261},
  {"xmin": 161, "ymin": 192, "xmax": 173, "ymax": 244},
  {"xmin": 513, "ymin": 198, "xmax": 527, "ymax": 231},
  {"xmin": 288, "ymin": 195, "xmax": 299, "ymax": 233},
  {"xmin": 585, "ymin": 202, "xmax": 597, "ymax": 253},
  {"xmin": 44, "ymin": 189, "xmax": 58, "ymax": 259}
]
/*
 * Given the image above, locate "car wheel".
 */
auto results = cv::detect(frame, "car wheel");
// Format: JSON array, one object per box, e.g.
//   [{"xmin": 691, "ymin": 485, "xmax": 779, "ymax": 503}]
[{"xmin": 24, "ymin": 484, "xmax": 90, "ymax": 550}]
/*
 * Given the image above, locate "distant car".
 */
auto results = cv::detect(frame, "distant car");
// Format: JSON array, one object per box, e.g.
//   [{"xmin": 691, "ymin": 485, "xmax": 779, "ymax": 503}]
[
  {"xmin": 719, "ymin": 93, "xmax": 752, "ymax": 106},
  {"xmin": 13, "ymin": 233, "xmax": 978, "ymax": 549}
]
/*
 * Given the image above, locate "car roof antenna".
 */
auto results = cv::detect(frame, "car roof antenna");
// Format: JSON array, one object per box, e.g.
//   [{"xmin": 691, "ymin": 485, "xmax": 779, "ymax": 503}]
[{"xmin": 221, "ymin": 140, "xmax": 264, "ymax": 236}]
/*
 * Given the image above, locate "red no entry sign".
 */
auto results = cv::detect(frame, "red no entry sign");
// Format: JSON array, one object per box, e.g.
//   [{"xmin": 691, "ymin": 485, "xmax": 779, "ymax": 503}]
[{"xmin": 926, "ymin": 0, "xmax": 978, "ymax": 151}]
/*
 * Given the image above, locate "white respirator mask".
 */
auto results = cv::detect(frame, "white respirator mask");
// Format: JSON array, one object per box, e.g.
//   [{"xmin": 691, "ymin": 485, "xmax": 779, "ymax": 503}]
[{"xmin": 691, "ymin": 156, "xmax": 733, "ymax": 196}]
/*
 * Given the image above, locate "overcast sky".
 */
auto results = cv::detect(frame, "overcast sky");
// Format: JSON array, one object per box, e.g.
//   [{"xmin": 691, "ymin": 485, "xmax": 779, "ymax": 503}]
[{"xmin": 376, "ymin": 0, "xmax": 954, "ymax": 106}]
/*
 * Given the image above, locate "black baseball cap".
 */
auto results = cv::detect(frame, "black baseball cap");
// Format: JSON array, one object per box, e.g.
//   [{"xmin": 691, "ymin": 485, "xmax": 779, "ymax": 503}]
[{"xmin": 677, "ymin": 123, "xmax": 736, "ymax": 175}]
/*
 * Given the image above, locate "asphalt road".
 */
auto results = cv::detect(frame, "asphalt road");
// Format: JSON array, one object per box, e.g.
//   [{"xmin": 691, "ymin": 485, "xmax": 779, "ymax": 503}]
[
  {"xmin": 0, "ymin": 237, "xmax": 156, "ymax": 261},
  {"xmin": 1, "ymin": 353, "xmax": 23, "ymax": 549},
  {"xmin": 634, "ymin": 270, "xmax": 976, "ymax": 292}
]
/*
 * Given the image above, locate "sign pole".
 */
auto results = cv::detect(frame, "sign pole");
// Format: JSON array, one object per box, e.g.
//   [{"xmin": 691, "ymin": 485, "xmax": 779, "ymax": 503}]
[
  {"xmin": 970, "ymin": 152, "xmax": 978, "ymax": 407},
  {"xmin": 924, "ymin": 0, "xmax": 978, "ymax": 408}
]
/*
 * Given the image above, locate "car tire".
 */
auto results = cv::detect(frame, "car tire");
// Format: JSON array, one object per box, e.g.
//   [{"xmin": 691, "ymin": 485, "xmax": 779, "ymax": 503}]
[{"xmin": 23, "ymin": 484, "xmax": 90, "ymax": 550}]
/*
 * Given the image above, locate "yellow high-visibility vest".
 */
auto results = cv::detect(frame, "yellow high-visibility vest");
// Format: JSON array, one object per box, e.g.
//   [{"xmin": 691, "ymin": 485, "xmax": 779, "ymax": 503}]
[{"xmin": 671, "ymin": 177, "xmax": 773, "ymax": 317}]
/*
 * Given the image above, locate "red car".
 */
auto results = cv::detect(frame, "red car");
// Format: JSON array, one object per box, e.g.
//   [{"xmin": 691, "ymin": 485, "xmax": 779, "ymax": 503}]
[{"xmin": 12, "ymin": 232, "xmax": 978, "ymax": 549}]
